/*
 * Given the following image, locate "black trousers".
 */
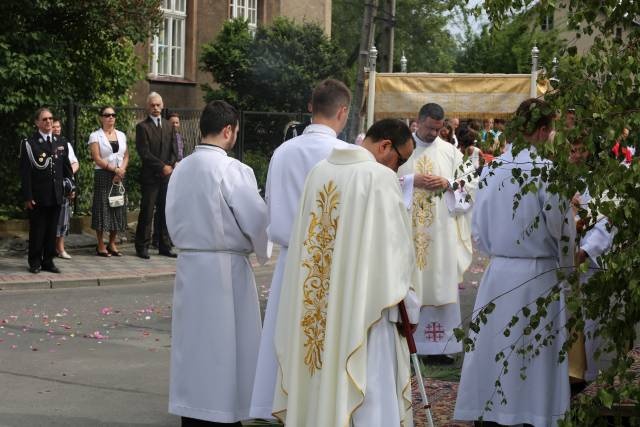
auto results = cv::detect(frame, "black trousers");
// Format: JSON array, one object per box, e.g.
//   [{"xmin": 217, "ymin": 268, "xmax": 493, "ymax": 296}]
[
  {"xmin": 181, "ymin": 417, "xmax": 241, "ymax": 427},
  {"xmin": 135, "ymin": 181, "xmax": 171, "ymax": 253},
  {"xmin": 28, "ymin": 204, "xmax": 61, "ymax": 269}
]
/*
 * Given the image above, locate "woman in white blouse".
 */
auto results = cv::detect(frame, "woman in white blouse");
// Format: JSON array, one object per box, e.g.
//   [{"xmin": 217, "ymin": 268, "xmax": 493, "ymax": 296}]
[{"xmin": 88, "ymin": 106, "xmax": 129, "ymax": 257}]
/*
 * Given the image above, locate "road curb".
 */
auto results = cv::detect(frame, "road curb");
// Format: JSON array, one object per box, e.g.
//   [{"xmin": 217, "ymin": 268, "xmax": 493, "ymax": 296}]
[{"xmin": 0, "ymin": 272, "xmax": 175, "ymax": 291}]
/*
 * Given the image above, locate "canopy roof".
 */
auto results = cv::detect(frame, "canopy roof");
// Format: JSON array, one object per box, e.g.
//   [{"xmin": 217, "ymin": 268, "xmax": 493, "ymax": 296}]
[{"xmin": 369, "ymin": 72, "xmax": 548, "ymax": 120}]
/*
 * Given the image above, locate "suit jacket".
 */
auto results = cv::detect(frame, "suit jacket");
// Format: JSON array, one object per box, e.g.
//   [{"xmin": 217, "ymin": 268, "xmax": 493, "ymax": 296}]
[
  {"xmin": 135, "ymin": 117, "xmax": 177, "ymax": 184},
  {"xmin": 19, "ymin": 132, "xmax": 73, "ymax": 206}
]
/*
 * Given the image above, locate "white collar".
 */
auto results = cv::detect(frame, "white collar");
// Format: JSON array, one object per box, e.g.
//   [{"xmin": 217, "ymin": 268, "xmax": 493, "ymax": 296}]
[
  {"xmin": 196, "ymin": 144, "xmax": 227, "ymax": 156},
  {"xmin": 302, "ymin": 123, "xmax": 337, "ymax": 138},
  {"xmin": 39, "ymin": 131, "xmax": 53, "ymax": 142},
  {"xmin": 149, "ymin": 115, "xmax": 162, "ymax": 125},
  {"xmin": 413, "ymin": 132, "xmax": 440, "ymax": 147},
  {"xmin": 327, "ymin": 145, "xmax": 375, "ymax": 164}
]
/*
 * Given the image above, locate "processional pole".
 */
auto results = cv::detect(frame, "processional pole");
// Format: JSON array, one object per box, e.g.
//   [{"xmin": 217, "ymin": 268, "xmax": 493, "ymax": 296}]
[
  {"xmin": 399, "ymin": 301, "xmax": 435, "ymax": 427},
  {"xmin": 530, "ymin": 44, "xmax": 540, "ymax": 98},
  {"xmin": 366, "ymin": 45, "xmax": 378, "ymax": 130}
]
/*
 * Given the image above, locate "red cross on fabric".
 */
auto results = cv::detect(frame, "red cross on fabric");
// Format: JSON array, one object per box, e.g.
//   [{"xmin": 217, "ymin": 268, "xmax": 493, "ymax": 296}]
[{"xmin": 424, "ymin": 322, "xmax": 445, "ymax": 342}]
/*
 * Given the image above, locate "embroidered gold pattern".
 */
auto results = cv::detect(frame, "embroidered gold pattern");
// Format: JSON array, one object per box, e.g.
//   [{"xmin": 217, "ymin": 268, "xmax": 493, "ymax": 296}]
[
  {"xmin": 412, "ymin": 155, "xmax": 435, "ymax": 270},
  {"xmin": 301, "ymin": 181, "xmax": 340, "ymax": 376}
]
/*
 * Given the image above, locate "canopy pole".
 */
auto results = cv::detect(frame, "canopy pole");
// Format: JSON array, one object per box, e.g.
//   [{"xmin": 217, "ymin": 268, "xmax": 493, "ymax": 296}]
[{"xmin": 366, "ymin": 45, "xmax": 378, "ymax": 130}]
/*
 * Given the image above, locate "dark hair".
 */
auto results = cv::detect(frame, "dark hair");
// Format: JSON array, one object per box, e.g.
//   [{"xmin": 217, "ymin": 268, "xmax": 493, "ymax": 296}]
[
  {"xmin": 514, "ymin": 98, "xmax": 555, "ymax": 135},
  {"xmin": 52, "ymin": 117, "xmax": 61, "ymax": 124},
  {"xmin": 458, "ymin": 126, "xmax": 479, "ymax": 149},
  {"xmin": 440, "ymin": 124, "xmax": 454, "ymax": 143},
  {"xmin": 469, "ymin": 120, "xmax": 482, "ymax": 131},
  {"xmin": 365, "ymin": 118, "xmax": 412, "ymax": 148},
  {"xmin": 168, "ymin": 112, "xmax": 180, "ymax": 120},
  {"xmin": 99, "ymin": 106, "xmax": 115, "ymax": 116},
  {"xmin": 200, "ymin": 100, "xmax": 239, "ymax": 137},
  {"xmin": 311, "ymin": 79, "xmax": 352, "ymax": 119},
  {"xmin": 417, "ymin": 103, "xmax": 445, "ymax": 121},
  {"xmin": 34, "ymin": 107, "xmax": 51, "ymax": 121}
]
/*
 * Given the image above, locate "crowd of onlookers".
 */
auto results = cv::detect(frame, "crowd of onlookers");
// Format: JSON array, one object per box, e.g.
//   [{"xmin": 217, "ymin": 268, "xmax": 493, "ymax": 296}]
[
  {"xmin": 19, "ymin": 92, "xmax": 186, "ymax": 273},
  {"xmin": 20, "ymin": 94, "xmax": 634, "ymax": 275}
]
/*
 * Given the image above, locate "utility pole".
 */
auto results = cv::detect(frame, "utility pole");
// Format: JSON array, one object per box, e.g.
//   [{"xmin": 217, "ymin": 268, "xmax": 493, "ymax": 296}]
[
  {"xmin": 347, "ymin": 0, "xmax": 378, "ymax": 142},
  {"xmin": 377, "ymin": 0, "xmax": 396, "ymax": 73}
]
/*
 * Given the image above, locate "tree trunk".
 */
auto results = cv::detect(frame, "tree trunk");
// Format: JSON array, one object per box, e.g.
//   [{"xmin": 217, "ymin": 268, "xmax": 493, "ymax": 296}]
[
  {"xmin": 378, "ymin": 0, "xmax": 396, "ymax": 73},
  {"xmin": 347, "ymin": 0, "xmax": 378, "ymax": 142}
]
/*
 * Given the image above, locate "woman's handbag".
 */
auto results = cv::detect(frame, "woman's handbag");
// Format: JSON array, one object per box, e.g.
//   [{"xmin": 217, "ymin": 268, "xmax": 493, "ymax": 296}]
[{"xmin": 108, "ymin": 182, "xmax": 125, "ymax": 208}]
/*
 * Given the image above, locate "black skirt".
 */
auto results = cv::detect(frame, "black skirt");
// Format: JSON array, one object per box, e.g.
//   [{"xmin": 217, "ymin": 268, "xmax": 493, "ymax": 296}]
[{"xmin": 91, "ymin": 169, "xmax": 127, "ymax": 232}]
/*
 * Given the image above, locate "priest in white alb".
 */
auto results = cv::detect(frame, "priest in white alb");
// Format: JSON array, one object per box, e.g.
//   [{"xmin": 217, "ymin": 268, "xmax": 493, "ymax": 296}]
[
  {"xmin": 250, "ymin": 79, "xmax": 351, "ymax": 419},
  {"xmin": 397, "ymin": 103, "xmax": 477, "ymax": 360},
  {"xmin": 273, "ymin": 118, "xmax": 420, "ymax": 427},
  {"xmin": 166, "ymin": 100, "xmax": 270, "ymax": 426},
  {"xmin": 454, "ymin": 99, "xmax": 575, "ymax": 426}
]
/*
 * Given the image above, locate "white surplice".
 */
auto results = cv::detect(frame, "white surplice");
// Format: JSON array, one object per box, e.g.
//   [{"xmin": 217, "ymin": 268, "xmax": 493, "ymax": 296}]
[
  {"xmin": 250, "ymin": 124, "xmax": 349, "ymax": 419},
  {"xmin": 273, "ymin": 146, "xmax": 418, "ymax": 427},
  {"xmin": 454, "ymin": 147, "xmax": 574, "ymax": 427},
  {"xmin": 576, "ymin": 189, "xmax": 616, "ymax": 381},
  {"xmin": 166, "ymin": 145, "xmax": 270, "ymax": 423},
  {"xmin": 397, "ymin": 135, "xmax": 476, "ymax": 355}
]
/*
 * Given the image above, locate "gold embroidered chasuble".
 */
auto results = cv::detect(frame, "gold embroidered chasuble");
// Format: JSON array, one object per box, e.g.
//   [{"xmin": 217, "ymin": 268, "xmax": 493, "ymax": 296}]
[
  {"xmin": 398, "ymin": 136, "xmax": 475, "ymax": 307},
  {"xmin": 274, "ymin": 147, "xmax": 414, "ymax": 427}
]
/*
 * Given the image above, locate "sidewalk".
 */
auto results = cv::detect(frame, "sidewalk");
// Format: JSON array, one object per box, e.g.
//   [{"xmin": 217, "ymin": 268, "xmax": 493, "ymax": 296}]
[{"xmin": 0, "ymin": 233, "xmax": 275, "ymax": 291}]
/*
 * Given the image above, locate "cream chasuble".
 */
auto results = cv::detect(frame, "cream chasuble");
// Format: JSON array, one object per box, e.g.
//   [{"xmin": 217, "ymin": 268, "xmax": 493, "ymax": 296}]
[
  {"xmin": 398, "ymin": 135, "xmax": 476, "ymax": 355},
  {"xmin": 166, "ymin": 145, "xmax": 270, "ymax": 423},
  {"xmin": 273, "ymin": 147, "xmax": 415, "ymax": 427},
  {"xmin": 251, "ymin": 124, "xmax": 348, "ymax": 419}
]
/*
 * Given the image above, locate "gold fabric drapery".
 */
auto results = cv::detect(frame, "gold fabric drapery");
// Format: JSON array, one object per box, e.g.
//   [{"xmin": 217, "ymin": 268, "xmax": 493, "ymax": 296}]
[{"xmin": 366, "ymin": 73, "xmax": 548, "ymax": 120}]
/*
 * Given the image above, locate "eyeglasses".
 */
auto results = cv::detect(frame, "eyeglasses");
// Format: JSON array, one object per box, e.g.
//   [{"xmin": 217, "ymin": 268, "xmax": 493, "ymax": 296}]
[
  {"xmin": 41, "ymin": 117, "xmax": 53, "ymax": 121},
  {"xmin": 101, "ymin": 113, "xmax": 117, "ymax": 118},
  {"xmin": 391, "ymin": 143, "xmax": 408, "ymax": 166}
]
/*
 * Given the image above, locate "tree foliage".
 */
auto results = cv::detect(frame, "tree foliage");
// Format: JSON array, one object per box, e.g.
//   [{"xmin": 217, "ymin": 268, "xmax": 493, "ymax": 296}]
[
  {"xmin": 332, "ymin": 0, "xmax": 463, "ymax": 73},
  {"xmin": 458, "ymin": 1, "xmax": 640, "ymax": 424},
  {"xmin": 454, "ymin": 8, "xmax": 563, "ymax": 74},
  {"xmin": 200, "ymin": 17, "xmax": 347, "ymax": 112},
  {"xmin": 0, "ymin": 0, "xmax": 162, "ymax": 217}
]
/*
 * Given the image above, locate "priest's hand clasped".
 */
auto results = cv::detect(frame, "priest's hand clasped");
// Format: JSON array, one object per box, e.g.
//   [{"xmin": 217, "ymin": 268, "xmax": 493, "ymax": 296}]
[{"xmin": 414, "ymin": 172, "xmax": 450, "ymax": 190}]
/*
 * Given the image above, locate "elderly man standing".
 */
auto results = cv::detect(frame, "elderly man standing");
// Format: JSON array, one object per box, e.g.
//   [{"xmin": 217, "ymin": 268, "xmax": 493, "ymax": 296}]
[
  {"xmin": 166, "ymin": 100, "xmax": 270, "ymax": 426},
  {"xmin": 135, "ymin": 92, "xmax": 177, "ymax": 259},
  {"xmin": 250, "ymin": 79, "xmax": 351, "ymax": 419},
  {"xmin": 398, "ymin": 102, "xmax": 476, "ymax": 363},
  {"xmin": 20, "ymin": 108, "xmax": 74, "ymax": 274},
  {"xmin": 273, "ymin": 119, "xmax": 419, "ymax": 426}
]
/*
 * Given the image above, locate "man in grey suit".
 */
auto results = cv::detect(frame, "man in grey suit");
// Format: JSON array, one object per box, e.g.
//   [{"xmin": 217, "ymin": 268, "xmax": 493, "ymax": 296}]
[{"xmin": 135, "ymin": 92, "xmax": 177, "ymax": 259}]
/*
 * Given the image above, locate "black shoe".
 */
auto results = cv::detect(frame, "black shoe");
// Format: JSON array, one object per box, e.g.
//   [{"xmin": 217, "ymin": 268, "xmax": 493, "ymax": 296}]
[
  {"xmin": 159, "ymin": 250, "xmax": 177, "ymax": 258},
  {"xmin": 136, "ymin": 250, "xmax": 150, "ymax": 259},
  {"xmin": 42, "ymin": 264, "xmax": 61, "ymax": 274},
  {"xmin": 28, "ymin": 266, "xmax": 41, "ymax": 274},
  {"xmin": 422, "ymin": 354, "xmax": 456, "ymax": 365}
]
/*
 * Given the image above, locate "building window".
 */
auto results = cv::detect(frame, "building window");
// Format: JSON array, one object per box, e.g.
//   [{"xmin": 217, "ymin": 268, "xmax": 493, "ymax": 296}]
[
  {"xmin": 229, "ymin": 0, "xmax": 258, "ymax": 33},
  {"xmin": 540, "ymin": 14, "xmax": 554, "ymax": 31},
  {"xmin": 150, "ymin": 0, "xmax": 186, "ymax": 78}
]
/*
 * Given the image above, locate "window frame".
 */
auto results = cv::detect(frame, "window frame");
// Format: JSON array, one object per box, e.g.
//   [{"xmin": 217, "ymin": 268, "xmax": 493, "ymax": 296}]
[
  {"xmin": 150, "ymin": 0, "xmax": 187, "ymax": 78},
  {"xmin": 229, "ymin": 0, "xmax": 258, "ymax": 33}
]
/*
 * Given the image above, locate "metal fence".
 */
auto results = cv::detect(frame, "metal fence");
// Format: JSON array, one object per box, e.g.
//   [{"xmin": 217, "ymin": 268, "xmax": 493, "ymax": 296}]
[{"xmin": 43, "ymin": 104, "xmax": 312, "ymax": 213}]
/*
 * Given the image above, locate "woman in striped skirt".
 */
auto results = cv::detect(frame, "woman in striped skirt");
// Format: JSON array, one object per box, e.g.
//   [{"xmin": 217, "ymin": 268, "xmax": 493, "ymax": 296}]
[{"xmin": 88, "ymin": 106, "xmax": 129, "ymax": 257}]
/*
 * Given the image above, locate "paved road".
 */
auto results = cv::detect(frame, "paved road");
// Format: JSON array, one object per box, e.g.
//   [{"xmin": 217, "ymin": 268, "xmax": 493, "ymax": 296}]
[
  {"xmin": 0, "ymin": 251, "xmax": 488, "ymax": 426},
  {"xmin": 0, "ymin": 280, "xmax": 177, "ymax": 427}
]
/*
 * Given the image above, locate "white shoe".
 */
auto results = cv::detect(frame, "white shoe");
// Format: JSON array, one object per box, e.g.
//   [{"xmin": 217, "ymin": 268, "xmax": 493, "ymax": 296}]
[{"xmin": 58, "ymin": 251, "xmax": 72, "ymax": 260}]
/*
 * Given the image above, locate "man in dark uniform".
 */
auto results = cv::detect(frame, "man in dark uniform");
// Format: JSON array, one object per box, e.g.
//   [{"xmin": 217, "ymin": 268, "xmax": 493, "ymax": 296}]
[
  {"xmin": 20, "ymin": 107, "xmax": 74, "ymax": 273},
  {"xmin": 134, "ymin": 92, "xmax": 177, "ymax": 259}
]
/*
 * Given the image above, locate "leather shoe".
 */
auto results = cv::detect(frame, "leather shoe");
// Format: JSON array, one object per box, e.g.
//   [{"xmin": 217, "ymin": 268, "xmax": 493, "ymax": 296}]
[
  {"xmin": 159, "ymin": 250, "xmax": 177, "ymax": 258},
  {"xmin": 136, "ymin": 250, "xmax": 150, "ymax": 259},
  {"xmin": 29, "ymin": 266, "xmax": 41, "ymax": 274},
  {"xmin": 42, "ymin": 264, "xmax": 61, "ymax": 274}
]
